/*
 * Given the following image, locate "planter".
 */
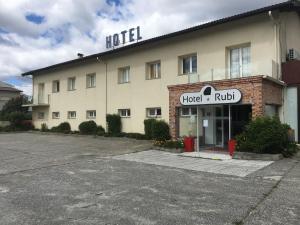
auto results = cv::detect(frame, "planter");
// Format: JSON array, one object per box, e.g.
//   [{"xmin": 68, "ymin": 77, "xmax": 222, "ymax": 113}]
[{"xmin": 233, "ymin": 152, "xmax": 283, "ymax": 161}]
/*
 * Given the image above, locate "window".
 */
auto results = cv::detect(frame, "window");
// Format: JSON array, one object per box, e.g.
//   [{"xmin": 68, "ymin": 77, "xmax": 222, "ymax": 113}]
[
  {"xmin": 68, "ymin": 111, "xmax": 76, "ymax": 119},
  {"xmin": 147, "ymin": 61, "xmax": 161, "ymax": 79},
  {"xmin": 230, "ymin": 45, "xmax": 251, "ymax": 78},
  {"xmin": 68, "ymin": 77, "xmax": 76, "ymax": 91},
  {"xmin": 118, "ymin": 67, "xmax": 130, "ymax": 84},
  {"xmin": 52, "ymin": 112, "xmax": 60, "ymax": 119},
  {"xmin": 265, "ymin": 105, "xmax": 278, "ymax": 117},
  {"xmin": 180, "ymin": 107, "xmax": 197, "ymax": 117},
  {"xmin": 38, "ymin": 112, "xmax": 45, "ymax": 119},
  {"xmin": 118, "ymin": 109, "xmax": 131, "ymax": 118},
  {"xmin": 146, "ymin": 108, "xmax": 161, "ymax": 118},
  {"xmin": 86, "ymin": 73, "xmax": 96, "ymax": 88},
  {"xmin": 86, "ymin": 110, "xmax": 96, "ymax": 119},
  {"xmin": 52, "ymin": 80, "xmax": 60, "ymax": 93},
  {"xmin": 180, "ymin": 55, "xmax": 197, "ymax": 74}
]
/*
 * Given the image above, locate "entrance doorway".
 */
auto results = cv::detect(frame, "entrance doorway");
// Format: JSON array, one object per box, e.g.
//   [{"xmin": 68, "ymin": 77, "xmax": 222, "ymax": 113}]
[{"xmin": 197, "ymin": 104, "xmax": 252, "ymax": 150}]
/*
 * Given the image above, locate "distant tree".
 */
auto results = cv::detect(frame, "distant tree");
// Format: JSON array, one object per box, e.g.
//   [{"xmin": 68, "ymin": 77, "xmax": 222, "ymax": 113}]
[{"xmin": 0, "ymin": 95, "xmax": 30, "ymax": 120}]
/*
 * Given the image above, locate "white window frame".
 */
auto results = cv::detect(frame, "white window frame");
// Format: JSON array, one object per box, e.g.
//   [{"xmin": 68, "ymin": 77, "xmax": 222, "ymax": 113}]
[
  {"xmin": 118, "ymin": 109, "xmax": 131, "ymax": 118},
  {"xmin": 146, "ymin": 107, "xmax": 162, "ymax": 118},
  {"xmin": 118, "ymin": 67, "xmax": 130, "ymax": 84},
  {"xmin": 68, "ymin": 77, "xmax": 76, "ymax": 91},
  {"xmin": 180, "ymin": 107, "xmax": 197, "ymax": 117},
  {"xmin": 52, "ymin": 112, "xmax": 60, "ymax": 119},
  {"xmin": 180, "ymin": 54, "xmax": 197, "ymax": 75},
  {"xmin": 86, "ymin": 110, "xmax": 96, "ymax": 119},
  {"xmin": 68, "ymin": 111, "xmax": 76, "ymax": 119},
  {"xmin": 38, "ymin": 112, "xmax": 45, "ymax": 120},
  {"xmin": 147, "ymin": 61, "xmax": 161, "ymax": 80},
  {"xmin": 52, "ymin": 80, "xmax": 60, "ymax": 93},
  {"xmin": 86, "ymin": 73, "xmax": 96, "ymax": 88},
  {"xmin": 229, "ymin": 45, "xmax": 251, "ymax": 78}
]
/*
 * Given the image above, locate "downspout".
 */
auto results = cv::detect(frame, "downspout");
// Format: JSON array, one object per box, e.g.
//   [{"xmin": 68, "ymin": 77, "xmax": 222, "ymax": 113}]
[
  {"xmin": 268, "ymin": 10, "xmax": 282, "ymax": 80},
  {"xmin": 269, "ymin": 10, "xmax": 285, "ymax": 122},
  {"xmin": 96, "ymin": 57, "xmax": 108, "ymax": 131}
]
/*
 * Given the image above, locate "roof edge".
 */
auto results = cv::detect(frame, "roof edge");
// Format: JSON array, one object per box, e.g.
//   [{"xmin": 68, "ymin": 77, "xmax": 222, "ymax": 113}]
[{"xmin": 22, "ymin": 0, "xmax": 298, "ymax": 76}]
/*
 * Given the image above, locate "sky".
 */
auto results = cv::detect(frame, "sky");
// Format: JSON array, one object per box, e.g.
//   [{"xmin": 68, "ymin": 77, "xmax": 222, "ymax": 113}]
[{"xmin": 0, "ymin": 0, "xmax": 286, "ymax": 95}]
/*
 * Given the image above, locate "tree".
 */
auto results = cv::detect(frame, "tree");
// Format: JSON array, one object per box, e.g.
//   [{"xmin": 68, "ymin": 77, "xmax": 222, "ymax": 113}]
[{"xmin": 0, "ymin": 95, "xmax": 31, "ymax": 120}]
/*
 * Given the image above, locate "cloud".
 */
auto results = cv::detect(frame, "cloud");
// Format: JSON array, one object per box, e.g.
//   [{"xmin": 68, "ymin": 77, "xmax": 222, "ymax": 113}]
[{"xmin": 0, "ymin": 0, "xmax": 285, "ymax": 95}]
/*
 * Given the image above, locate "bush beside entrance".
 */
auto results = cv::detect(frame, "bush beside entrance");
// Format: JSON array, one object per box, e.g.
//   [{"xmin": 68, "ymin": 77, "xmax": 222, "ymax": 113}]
[{"xmin": 236, "ymin": 116, "xmax": 298, "ymax": 157}]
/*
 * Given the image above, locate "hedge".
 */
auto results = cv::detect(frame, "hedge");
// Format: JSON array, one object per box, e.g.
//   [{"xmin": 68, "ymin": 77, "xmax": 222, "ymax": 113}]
[
  {"xmin": 79, "ymin": 121, "xmax": 97, "ymax": 134},
  {"xmin": 152, "ymin": 120, "xmax": 171, "ymax": 141},
  {"xmin": 144, "ymin": 119, "xmax": 156, "ymax": 140},
  {"xmin": 106, "ymin": 114, "xmax": 121, "ymax": 135},
  {"xmin": 236, "ymin": 116, "xmax": 295, "ymax": 155}
]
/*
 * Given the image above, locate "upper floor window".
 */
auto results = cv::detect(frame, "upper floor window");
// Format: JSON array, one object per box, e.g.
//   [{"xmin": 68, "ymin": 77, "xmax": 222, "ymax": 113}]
[
  {"xmin": 86, "ymin": 110, "xmax": 96, "ymax": 119},
  {"xmin": 86, "ymin": 73, "xmax": 96, "ymax": 88},
  {"xmin": 118, "ymin": 109, "xmax": 131, "ymax": 118},
  {"xmin": 52, "ymin": 80, "xmax": 60, "ymax": 93},
  {"xmin": 52, "ymin": 112, "xmax": 60, "ymax": 119},
  {"xmin": 146, "ymin": 61, "xmax": 161, "ymax": 79},
  {"xmin": 146, "ymin": 107, "xmax": 161, "ymax": 118},
  {"xmin": 68, "ymin": 111, "xmax": 76, "ymax": 119},
  {"xmin": 230, "ymin": 45, "xmax": 251, "ymax": 78},
  {"xmin": 118, "ymin": 67, "xmax": 130, "ymax": 84},
  {"xmin": 180, "ymin": 54, "xmax": 197, "ymax": 75},
  {"xmin": 68, "ymin": 77, "xmax": 76, "ymax": 91}
]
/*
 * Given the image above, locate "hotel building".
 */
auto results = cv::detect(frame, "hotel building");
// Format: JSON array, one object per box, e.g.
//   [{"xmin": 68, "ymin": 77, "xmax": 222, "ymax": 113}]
[{"xmin": 23, "ymin": 1, "xmax": 300, "ymax": 148}]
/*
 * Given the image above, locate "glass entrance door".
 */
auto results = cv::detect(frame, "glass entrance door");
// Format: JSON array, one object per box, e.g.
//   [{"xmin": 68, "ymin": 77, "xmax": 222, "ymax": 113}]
[{"xmin": 215, "ymin": 106, "xmax": 229, "ymax": 148}]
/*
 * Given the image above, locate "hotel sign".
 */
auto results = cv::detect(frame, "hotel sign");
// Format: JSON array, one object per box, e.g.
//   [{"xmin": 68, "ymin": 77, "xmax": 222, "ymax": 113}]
[
  {"xmin": 106, "ymin": 26, "xmax": 142, "ymax": 49},
  {"xmin": 180, "ymin": 85, "xmax": 242, "ymax": 106}
]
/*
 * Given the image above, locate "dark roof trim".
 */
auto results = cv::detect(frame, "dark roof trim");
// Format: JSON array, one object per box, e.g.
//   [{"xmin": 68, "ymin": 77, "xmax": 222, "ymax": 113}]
[{"xmin": 22, "ymin": 0, "xmax": 299, "ymax": 76}]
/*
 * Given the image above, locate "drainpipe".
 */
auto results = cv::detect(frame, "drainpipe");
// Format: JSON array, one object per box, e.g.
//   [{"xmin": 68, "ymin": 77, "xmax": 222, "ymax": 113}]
[
  {"xmin": 268, "ymin": 10, "xmax": 282, "ymax": 80},
  {"xmin": 96, "ymin": 57, "xmax": 108, "ymax": 131}
]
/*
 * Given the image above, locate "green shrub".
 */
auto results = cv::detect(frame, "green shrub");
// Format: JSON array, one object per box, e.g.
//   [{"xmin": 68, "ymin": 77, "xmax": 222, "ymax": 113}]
[
  {"xmin": 51, "ymin": 122, "xmax": 71, "ymax": 133},
  {"xmin": 282, "ymin": 142, "xmax": 299, "ymax": 157},
  {"xmin": 144, "ymin": 119, "xmax": 156, "ymax": 139},
  {"xmin": 96, "ymin": 125, "xmax": 105, "ymax": 136},
  {"xmin": 163, "ymin": 140, "xmax": 184, "ymax": 149},
  {"xmin": 79, "ymin": 121, "xmax": 97, "ymax": 134},
  {"xmin": 106, "ymin": 114, "xmax": 121, "ymax": 135},
  {"xmin": 152, "ymin": 120, "xmax": 171, "ymax": 141},
  {"xmin": 8, "ymin": 112, "xmax": 26, "ymax": 128},
  {"xmin": 41, "ymin": 123, "xmax": 48, "ymax": 132},
  {"xmin": 236, "ymin": 117, "xmax": 291, "ymax": 155},
  {"xmin": 20, "ymin": 120, "xmax": 34, "ymax": 131}
]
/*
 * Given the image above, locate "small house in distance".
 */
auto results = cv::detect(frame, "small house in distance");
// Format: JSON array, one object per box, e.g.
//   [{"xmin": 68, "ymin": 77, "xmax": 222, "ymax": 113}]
[{"xmin": 0, "ymin": 81, "xmax": 22, "ymax": 110}]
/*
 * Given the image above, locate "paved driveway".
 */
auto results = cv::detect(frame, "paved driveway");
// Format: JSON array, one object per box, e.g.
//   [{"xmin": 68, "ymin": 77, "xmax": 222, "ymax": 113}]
[{"xmin": 0, "ymin": 133, "xmax": 299, "ymax": 225}]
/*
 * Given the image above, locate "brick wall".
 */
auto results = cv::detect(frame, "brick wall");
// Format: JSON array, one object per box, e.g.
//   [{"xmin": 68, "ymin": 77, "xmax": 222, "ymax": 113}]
[{"xmin": 168, "ymin": 75, "xmax": 283, "ymax": 138}]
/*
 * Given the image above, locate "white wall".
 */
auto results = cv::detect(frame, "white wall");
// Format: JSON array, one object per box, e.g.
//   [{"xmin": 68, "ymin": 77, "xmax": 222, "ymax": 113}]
[{"xmin": 283, "ymin": 87, "xmax": 298, "ymax": 142}]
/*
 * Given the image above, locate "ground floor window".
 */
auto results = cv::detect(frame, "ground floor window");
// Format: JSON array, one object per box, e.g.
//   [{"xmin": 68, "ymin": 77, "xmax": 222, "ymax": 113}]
[
  {"xmin": 119, "ymin": 109, "xmax": 131, "ymax": 118},
  {"xmin": 180, "ymin": 107, "xmax": 197, "ymax": 116},
  {"xmin": 146, "ymin": 107, "xmax": 161, "ymax": 118},
  {"xmin": 52, "ymin": 112, "xmax": 60, "ymax": 119},
  {"xmin": 86, "ymin": 110, "xmax": 96, "ymax": 119},
  {"xmin": 265, "ymin": 105, "xmax": 278, "ymax": 117},
  {"xmin": 68, "ymin": 111, "xmax": 76, "ymax": 119},
  {"xmin": 38, "ymin": 112, "xmax": 45, "ymax": 119}
]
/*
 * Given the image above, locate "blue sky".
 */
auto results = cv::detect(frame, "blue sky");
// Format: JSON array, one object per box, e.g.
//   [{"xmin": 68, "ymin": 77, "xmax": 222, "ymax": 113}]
[{"xmin": 0, "ymin": 0, "xmax": 285, "ymax": 95}]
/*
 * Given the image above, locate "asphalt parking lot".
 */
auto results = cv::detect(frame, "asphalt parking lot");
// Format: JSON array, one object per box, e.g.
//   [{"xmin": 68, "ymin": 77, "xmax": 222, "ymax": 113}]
[{"xmin": 0, "ymin": 133, "xmax": 299, "ymax": 225}]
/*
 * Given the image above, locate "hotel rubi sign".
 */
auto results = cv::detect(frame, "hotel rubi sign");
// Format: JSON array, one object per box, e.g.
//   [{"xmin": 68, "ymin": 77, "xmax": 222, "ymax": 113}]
[{"xmin": 180, "ymin": 85, "xmax": 242, "ymax": 106}]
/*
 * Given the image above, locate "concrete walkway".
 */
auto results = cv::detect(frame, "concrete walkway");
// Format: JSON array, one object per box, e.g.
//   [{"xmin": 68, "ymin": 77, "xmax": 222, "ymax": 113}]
[{"xmin": 112, "ymin": 150, "xmax": 274, "ymax": 177}]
